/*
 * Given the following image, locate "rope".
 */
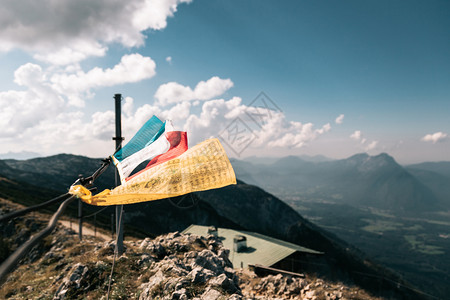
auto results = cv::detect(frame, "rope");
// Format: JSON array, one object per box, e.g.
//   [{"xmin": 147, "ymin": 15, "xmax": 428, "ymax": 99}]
[
  {"xmin": 0, "ymin": 195, "xmax": 77, "ymax": 284},
  {"xmin": 83, "ymin": 206, "xmax": 108, "ymax": 219},
  {"xmin": 0, "ymin": 193, "xmax": 70, "ymax": 224},
  {"xmin": 106, "ymin": 205, "xmax": 124, "ymax": 300},
  {"xmin": 0, "ymin": 157, "xmax": 111, "ymax": 283}
]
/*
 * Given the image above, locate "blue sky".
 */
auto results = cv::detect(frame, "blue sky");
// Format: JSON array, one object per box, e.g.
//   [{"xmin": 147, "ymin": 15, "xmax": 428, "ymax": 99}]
[{"xmin": 0, "ymin": 0, "xmax": 449, "ymax": 163}]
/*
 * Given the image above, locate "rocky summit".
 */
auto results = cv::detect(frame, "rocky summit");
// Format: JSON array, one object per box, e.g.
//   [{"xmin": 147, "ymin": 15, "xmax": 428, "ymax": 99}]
[{"xmin": 0, "ymin": 207, "xmax": 380, "ymax": 300}]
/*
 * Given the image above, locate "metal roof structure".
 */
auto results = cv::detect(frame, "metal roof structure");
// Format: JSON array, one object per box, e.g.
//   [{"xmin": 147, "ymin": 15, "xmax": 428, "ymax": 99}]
[{"xmin": 182, "ymin": 225, "xmax": 323, "ymax": 269}]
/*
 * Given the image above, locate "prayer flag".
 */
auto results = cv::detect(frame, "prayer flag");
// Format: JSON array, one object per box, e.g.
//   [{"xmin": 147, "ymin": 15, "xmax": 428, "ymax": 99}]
[{"xmin": 70, "ymin": 138, "xmax": 236, "ymax": 205}]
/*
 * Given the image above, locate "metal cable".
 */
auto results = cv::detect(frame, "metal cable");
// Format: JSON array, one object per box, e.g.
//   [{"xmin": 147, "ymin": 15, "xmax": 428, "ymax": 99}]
[
  {"xmin": 283, "ymin": 257, "xmax": 439, "ymax": 299},
  {"xmin": 106, "ymin": 205, "xmax": 124, "ymax": 300},
  {"xmin": 83, "ymin": 206, "xmax": 108, "ymax": 219}
]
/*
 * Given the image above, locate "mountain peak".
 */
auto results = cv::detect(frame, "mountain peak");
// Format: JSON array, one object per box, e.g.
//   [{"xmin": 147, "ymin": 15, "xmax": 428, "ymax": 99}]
[
  {"xmin": 373, "ymin": 152, "xmax": 396, "ymax": 163},
  {"xmin": 348, "ymin": 152, "xmax": 369, "ymax": 160},
  {"xmin": 345, "ymin": 153, "xmax": 398, "ymax": 170},
  {"xmin": 273, "ymin": 155, "xmax": 307, "ymax": 165},
  {"xmin": 365, "ymin": 153, "xmax": 401, "ymax": 171}
]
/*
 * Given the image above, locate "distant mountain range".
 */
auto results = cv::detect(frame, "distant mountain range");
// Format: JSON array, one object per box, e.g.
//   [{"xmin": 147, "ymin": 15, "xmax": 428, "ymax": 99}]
[
  {"xmin": 0, "ymin": 151, "xmax": 41, "ymax": 160},
  {"xmin": 232, "ymin": 153, "xmax": 449, "ymax": 214},
  {"xmin": 242, "ymin": 154, "xmax": 333, "ymax": 164},
  {"xmin": 2, "ymin": 152, "xmax": 448, "ymax": 214},
  {"xmin": 0, "ymin": 154, "xmax": 424, "ymax": 299},
  {"xmin": 0, "ymin": 154, "xmax": 116, "ymax": 193}
]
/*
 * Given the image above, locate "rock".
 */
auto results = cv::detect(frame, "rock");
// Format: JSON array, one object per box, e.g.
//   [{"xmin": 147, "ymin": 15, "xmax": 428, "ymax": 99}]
[
  {"xmin": 209, "ymin": 273, "xmax": 239, "ymax": 294},
  {"xmin": 305, "ymin": 290, "xmax": 316, "ymax": 299},
  {"xmin": 184, "ymin": 250, "xmax": 198, "ymax": 259},
  {"xmin": 138, "ymin": 270, "xmax": 166, "ymax": 300},
  {"xmin": 68, "ymin": 264, "xmax": 88, "ymax": 288},
  {"xmin": 139, "ymin": 237, "xmax": 152, "ymax": 249},
  {"xmin": 146, "ymin": 241, "xmax": 167, "ymax": 258},
  {"xmin": 188, "ymin": 267, "xmax": 208, "ymax": 284},
  {"xmin": 54, "ymin": 263, "xmax": 88, "ymax": 300},
  {"xmin": 159, "ymin": 256, "xmax": 189, "ymax": 276},
  {"xmin": 192, "ymin": 249, "xmax": 225, "ymax": 273},
  {"xmin": 148, "ymin": 270, "xmax": 166, "ymax": 288},
  {"xmin": 135, "ymin": 233, "xmax": 242, "ymax": 299},
  {"xmin": 217, "ymin": 249, "xmax": 232, "ymax": 268},
  {"xmin": 172, "ymin": 288, "xmax": 188, "ymax": 300},
  {"xmin": 175, "ymin": 279, "xmax": 189, "ymax": 291},
  {"xmin": 42, "ymin": 251, "xmax": 64, "ymax": 265},
  {"xmin": 137, "ymin": 253, "xmax": 154, "ymax": 266},
  {"xmin": 201, "ymin": 287, "xmax": 223, "ymax": 300}
]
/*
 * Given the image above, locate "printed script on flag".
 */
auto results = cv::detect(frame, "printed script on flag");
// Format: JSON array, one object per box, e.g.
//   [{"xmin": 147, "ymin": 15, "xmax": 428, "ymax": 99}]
[{"xmin": 71, "ymin": 138, "xmax": 236, "ymax": 206}]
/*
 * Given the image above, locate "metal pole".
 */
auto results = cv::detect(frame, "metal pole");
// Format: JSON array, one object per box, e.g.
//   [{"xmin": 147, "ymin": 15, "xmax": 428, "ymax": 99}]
[
  {"xmin": 78, "ymin": 199, "xmax": 83, "ymax": 241},
  {"xmin": 111, "ymin": 213, "xmax": 114, "ymax": 239},
  {"xmin": 113, "ymin": 93, "xmax": 124, "ymax": 255}
]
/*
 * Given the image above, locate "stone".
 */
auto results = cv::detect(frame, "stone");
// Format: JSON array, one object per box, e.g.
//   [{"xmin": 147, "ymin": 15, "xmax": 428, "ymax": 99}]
[
  {"xmin": 139, "ymin": 270, "xmax": 166, "ymax": 300},
  {"xmin": 188, "ymin": 267, "xmax": 207, "ymax": 284},
  {"xmin": 137, "ymin": 254, "xmax": 154, "ymax": 267},
  {"xmin": 305, "ymin": 290, "xmax": 315, "ymax": 299},
  {"xmin": 192, "ymin": 250, "xmax": 225, "ymax": 273},
  {"xmin": 201, "ymin": 288, "xmax": 223, "ymax": 300},
  {"xmin": 209, "ymin": 273, "xmax": 239, "ymax": 294},
  {"xmin": 147, "ymin": 242, "xmax": 166, "ymax": 258},
  {"xmin": 68, "ymin": 263, "xmax": 88, "ymax": 288},
  {"xmin": 53, "ymin": 263, "xmax": 88, "ymax": 300},
  {"xmin": 217, "ymin": 249, "xmax": 232, "ymax": 268},
  {"xmin": 172, "ymin": 288, "xmax": 188, "ymax": 300}
]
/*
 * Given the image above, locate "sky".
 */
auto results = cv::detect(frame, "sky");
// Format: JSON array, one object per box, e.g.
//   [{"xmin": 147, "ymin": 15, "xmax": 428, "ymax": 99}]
[{"xmin": 0, "ymin": 0, "xmax": 449, "ymax": 164}]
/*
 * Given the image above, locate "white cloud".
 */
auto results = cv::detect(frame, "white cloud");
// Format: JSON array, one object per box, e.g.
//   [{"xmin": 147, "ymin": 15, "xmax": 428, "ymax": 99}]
[
  {"xmin": 350, "ymin": 130, "xmax": 379, "ymax": 152},
  {"xmin": 350, "ymin": 130, "xmax": 362, "ymax": 140},
  {"xmin": 0, "ymin": 91, "xmax": 338, "ymax": 158},
  {"xmin": 0, "ymin": 0, "xmax": 192, "ymax": 65},
  {"xmin": 194, "ymin": 77, "xmax": 234, "ymax": 100},
  {"xmin": 166, "ymin": 56, "xmax": 172, "ymax": 63},
  {"xmin": 132, "ymin": 0, "xmax": 192, "ymax": 31},
  {"xmin": 265, "ymin": 121, "xmax": 331, "ymax": 148},
  {"xmin": 155, "ymin": 76, "xmax": 234, "ymax": 106},
  {"xmin": 335, "ymin": 114, "xmax": 344, "ymax": 124},
  {"xmin": 0, "ymin": 52, "xmax": 157, "ymax": 147},
  {"xmin": 91, "ymin": 111, "xmax": 116, "ymax": 140},
  {"xmin": 422, "ymin": 132, "xmax": 448, "ymax": 144},
  {"xmin": 0, "ymin": 64, "xmax": 65, "ymax": 138},
  {"xmin": 155, "ymin": 82, "xmax": 195, "ymax": 104},
  {"xmin": 0, "ymin": 0, "xmax": 195, "ymax": 157},
  {"xmin": 51, "ymin": 53, "xmax": 156, "ymax": 107},
  {"xmin": 365, "ymin": 141, "xmax": 378, "ymax": 151},
  {"xmin": 184, "ymin": 97, "xmax": 332, "ymax": 150},
  {"xmin": 123, "ymin": 97, "xmax": 135, "ymax": 118},
  {"xmin": 160, "ymin": 101, "xmax": 192, "ymax": 122}
]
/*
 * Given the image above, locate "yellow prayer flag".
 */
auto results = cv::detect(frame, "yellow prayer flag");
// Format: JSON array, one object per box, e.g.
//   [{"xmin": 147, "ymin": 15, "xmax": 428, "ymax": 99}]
[{"xmin": 70, "ymin": 138, "xmax": 236, "ymax": 206}]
